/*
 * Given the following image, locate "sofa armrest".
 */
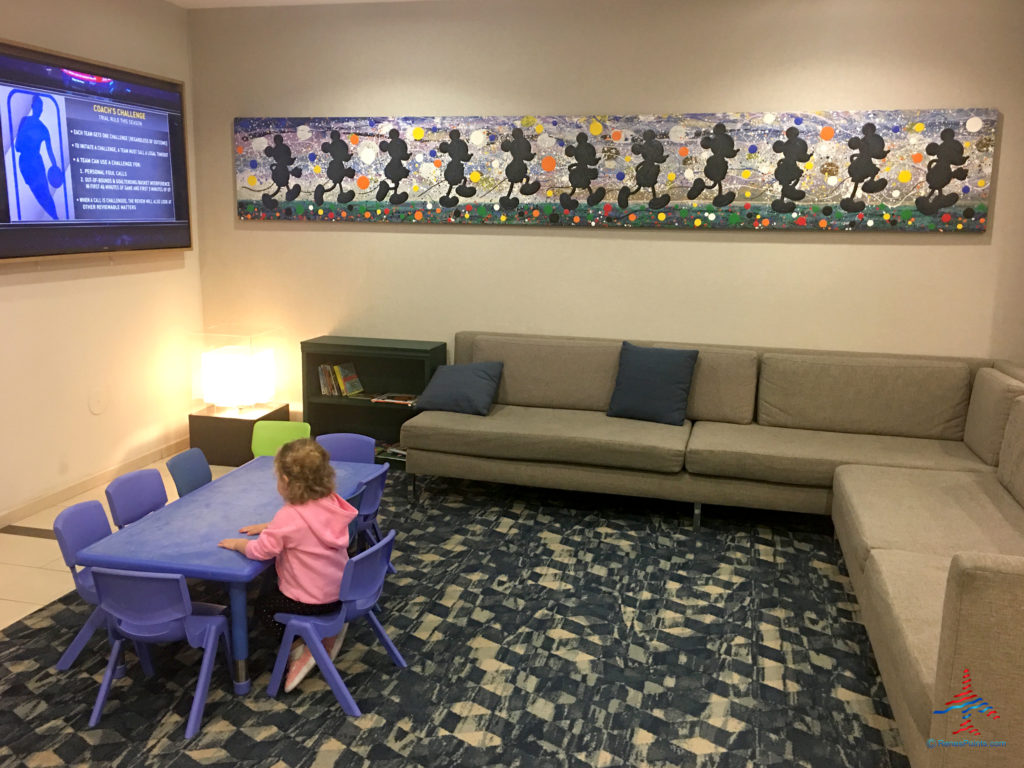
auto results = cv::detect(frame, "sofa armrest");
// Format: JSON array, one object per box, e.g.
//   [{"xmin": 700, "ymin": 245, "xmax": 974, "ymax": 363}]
[{"xmin": 928, "ymin": 552, "xmax": 1024, "ymax": 765}]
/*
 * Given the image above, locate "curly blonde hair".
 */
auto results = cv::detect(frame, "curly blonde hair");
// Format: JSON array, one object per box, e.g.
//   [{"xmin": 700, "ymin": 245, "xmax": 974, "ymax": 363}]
[{"xmin": 274, "ymin": 438, "xmax": 335, "ymax": 505}]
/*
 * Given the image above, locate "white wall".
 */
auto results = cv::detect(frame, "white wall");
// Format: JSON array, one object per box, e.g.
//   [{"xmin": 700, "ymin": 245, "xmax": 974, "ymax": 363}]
[
  {"xmin": 0, "ymin": 0, "xmax": 203, "ymax": 521},
  {"xmin": 189, "ymin": 0, "xmax": 1024, "ymax": 408}
]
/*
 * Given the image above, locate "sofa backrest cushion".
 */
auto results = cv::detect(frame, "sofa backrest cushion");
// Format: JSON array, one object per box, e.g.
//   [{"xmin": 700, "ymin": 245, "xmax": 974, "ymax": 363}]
[
  {"xmin": 964, "ymin": 367, "xmax": 1024, "ymax": 465},
  {"xmin": 757, "ymin": 353, "xmax": 971, "ymax": 439},
  {"xmin": 997, "ymin": 397, "xmax": 1024, "ymax": 507},
  {"xmin": 468, "ymin": 333, "xmax": 758, "ymax": 422}
]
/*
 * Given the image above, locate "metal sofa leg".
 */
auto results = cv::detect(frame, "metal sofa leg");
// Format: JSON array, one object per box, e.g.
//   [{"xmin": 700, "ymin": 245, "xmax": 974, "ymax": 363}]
[{"xmin": 693, "ymin": 502, "xmax": 702, "ymax": 530}]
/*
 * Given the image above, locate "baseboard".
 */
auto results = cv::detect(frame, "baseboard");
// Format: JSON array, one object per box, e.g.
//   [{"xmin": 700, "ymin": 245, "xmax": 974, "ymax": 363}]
[{"xmin": 0, "ymin": 437, "xmax": 190, "ymax": 530}]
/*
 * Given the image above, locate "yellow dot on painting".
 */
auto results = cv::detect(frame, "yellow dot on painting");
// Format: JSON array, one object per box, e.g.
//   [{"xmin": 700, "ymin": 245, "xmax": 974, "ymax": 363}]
[
  {"xmin": 590, "ymin": 120, "xmax": 603, "ymax": 136},
  {"xmin": 898, "ymin": 170, "xmax": 912, "ymax": 183},
  {"xmin": 744, "ymin": 190, "xmax": 751, "ymax": 197},
  {"xmin": 412, "ymin": 185, "xmax": 420, "ymax": 192},
  {"xmin": 624, "ymin": 155, "xmax": 632, "ymax": 163},
  {"xmin": 741, "ymin": 169, "xmax": 752, "ymax": 179},
  {"xmin": 313, "ymin": 165, "xmax": 322, "ymax": 174},
  {"xmin": 883, "ymin": 213, "xmax": 891, "ymax": 220},
  {"xmin": 469, "ymin": 170, "xmax": 482, "ymax": 183},
  {"xmin": 957, "ymin": 223, "xmax": 963, "ymax": 230},
  {"xmin": 376, "ymin": 209, "xmax": 382, "ymax": 214},
  {"xmin": 521, "ymin": 116, "xmax": 537, "ymax": 128},
  {"xmin": 500, "ymin": 214, "xmax": 507, "ymax": 222},
  {"xmin": 546, "ymin": 189, "xmax": 554, "ymax": 197},
  {"xmin": 412, "ymin": 126, "xmax": 425, "ymax": 141},
  {"xmin": 913, "ymin": 122, "xmax": 925, "ymax": 132},
  {"xmin": 317, "ymin": 209, "xmax": 323, "ymax": 216},
  {"xmin": 694, "ymin": 219, "xmax": 702, "ymax": 227},
  {"xmin": 978, "ymin": 179, "xmax": 986, "ymax": 187},
  {"xmin": 535, "ymin": 124, "xmax": 544, "ymax": 134},
  {"xmin": 804, "ymin": 161, "xmax": 814, "ymax": 171},
  {"xmin": 658, "ymin": 212, "xmax": 666, "ymax": 221},
  {"xmin": 464, "ymin": 212, "xmax": 470, "ymax": 219},
  {"xmin": 964, "ymin": 141, "xmax": 971, "ymax": 148},
  {"xmin": 246, "ymin": 175, "xmax": 257, "ymax": 186},
  {"xmin": 667, "ymin": 172, "xmax": 676, "ymax": 181}
]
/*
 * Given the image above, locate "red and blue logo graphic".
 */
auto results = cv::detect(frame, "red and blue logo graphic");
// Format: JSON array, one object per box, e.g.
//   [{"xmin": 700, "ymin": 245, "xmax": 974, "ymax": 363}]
[{"xmin": 932, "ymin": 668, "xmax": 1000, "ymax": 736}]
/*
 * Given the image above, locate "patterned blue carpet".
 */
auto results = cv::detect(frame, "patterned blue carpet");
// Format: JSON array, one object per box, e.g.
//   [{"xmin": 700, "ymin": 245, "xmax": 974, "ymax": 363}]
[{"xmin": 0, "ymin": 471, "xmax": 909, "ymax": 767}]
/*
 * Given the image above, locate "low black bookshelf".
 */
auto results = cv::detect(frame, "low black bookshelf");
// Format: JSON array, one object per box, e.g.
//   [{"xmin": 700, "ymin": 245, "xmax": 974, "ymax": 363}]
[{"xmin": 300, "ymin": 336, "xmax": 446, "ymax": 454}]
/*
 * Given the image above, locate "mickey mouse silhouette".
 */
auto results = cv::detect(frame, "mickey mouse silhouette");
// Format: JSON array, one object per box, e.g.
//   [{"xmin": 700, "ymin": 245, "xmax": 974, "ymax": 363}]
[
  {"xmin": 499, "ymin": 127, "xmax": 541, "ymax": 211},
  {"xmin": 915, "ymin": 128, "xmax": 969, "ymax": 215},
  {"xmin": 617, "ymin": 129, "xmax": 670, "ymax": 210},
  {"xmin": 438, "ymin": 129, "xmax": 476, "ymax": 208},
  {"xmin": 770, "ymin": 126, "xmax": 813, "ymax": 214},
  {"xmin": 840, "ymin": 123, "xmax": 888, "ymax": 213},
  {"xmin": 376, "ymin": 128, "xmax": 410, "ymax": 205},
  {"xmin": 559, "ymin": 132, "xmax": 606, "ymax": 210},
  {"xmin": 261, "ymin": 134, "xmax": 302, "ymax": 210},
  {"xmin": 313, "ymin": 129, "xmax": 356, "ymax": 207},
  {"xmin": 686, "ymin": 123, "xmax": 738, "ymax": 208}
]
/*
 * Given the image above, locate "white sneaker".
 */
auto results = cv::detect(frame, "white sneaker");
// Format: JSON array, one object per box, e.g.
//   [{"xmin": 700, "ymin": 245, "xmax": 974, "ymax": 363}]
[
  {"xmin": 283, "ymin": 644, "xmax": 316, "ymax": 692},
  {"xmin": 324, "ymin": 625, "xmax": 348, "ymax": 662}
]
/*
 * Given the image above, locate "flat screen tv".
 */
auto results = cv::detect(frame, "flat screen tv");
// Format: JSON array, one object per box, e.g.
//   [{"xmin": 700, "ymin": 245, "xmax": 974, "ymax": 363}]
[{"xmin": 0, "ymin": 42, "xmax": 190, "ymax": 259}]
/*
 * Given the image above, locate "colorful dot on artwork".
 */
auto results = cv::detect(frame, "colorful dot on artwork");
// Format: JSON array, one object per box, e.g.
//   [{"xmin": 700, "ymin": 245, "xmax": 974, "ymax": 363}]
[
  {"xmin": 820, "ymin": 126, "xmax": 835, "ymax": 140},
  {"xmin": 678, "ymin": 147, "xmax": 689, "ymax": 157},
  {"xmin": 357, "ymin": 176, "xmax": 370, "ymax": 190},
  {"xmin": 541, "ymin": 156, "xmax": 557, "ymax": 172},
  {"xmin": 590, "ymin": 120, "xmax": 603, "ymax": 136}
]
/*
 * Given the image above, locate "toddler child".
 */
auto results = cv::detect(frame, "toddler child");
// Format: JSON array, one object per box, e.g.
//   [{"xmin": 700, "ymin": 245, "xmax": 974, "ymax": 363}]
[{"xmin": 219, "ymin": 437, "xmax": 358, "ymax": 691}]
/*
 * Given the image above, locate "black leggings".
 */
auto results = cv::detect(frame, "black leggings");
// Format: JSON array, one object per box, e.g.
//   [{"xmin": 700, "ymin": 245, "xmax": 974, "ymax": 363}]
[{"xmin": 254, "ymin": 577, "xmax": 340, "ymax": 641}]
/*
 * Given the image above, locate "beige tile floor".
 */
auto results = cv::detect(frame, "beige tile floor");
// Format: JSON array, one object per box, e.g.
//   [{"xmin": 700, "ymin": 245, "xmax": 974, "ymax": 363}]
[{"xmin": 0, "ymin": 459, "xmax": 233, "ymax": 631}]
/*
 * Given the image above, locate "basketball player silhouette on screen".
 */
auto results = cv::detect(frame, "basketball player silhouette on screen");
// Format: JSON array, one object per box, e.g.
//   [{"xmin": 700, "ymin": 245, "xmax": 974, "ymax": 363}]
[{"xmin": 15, "ymin": 94, "xmax": 62, "ymax": 220}]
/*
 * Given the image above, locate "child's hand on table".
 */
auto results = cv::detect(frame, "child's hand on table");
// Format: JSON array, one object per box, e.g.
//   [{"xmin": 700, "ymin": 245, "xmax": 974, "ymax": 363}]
[
  {"xmin": 218, "ymin": 538, "xmax": 251, "ymax": 553},
  {"xmin": 239, "ymin": 523, "xmax": 269, "ymax": 535}
]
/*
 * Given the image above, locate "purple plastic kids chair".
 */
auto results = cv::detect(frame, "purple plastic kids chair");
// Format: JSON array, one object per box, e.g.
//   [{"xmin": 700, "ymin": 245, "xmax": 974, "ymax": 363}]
[
  {"xmin": 88, "ymin": 568, "xmax": 232, "ymax": 739},
  {"xmin": 105, "ymin": 468, "xmax": 167, "ymax": 529},
  {"xmin": 315, "ymin": 432, "xmax": 376, "ymax": 464},
  {"xmin": 266, "ymin": 530, "xmax": 406, "ymax": 713}
]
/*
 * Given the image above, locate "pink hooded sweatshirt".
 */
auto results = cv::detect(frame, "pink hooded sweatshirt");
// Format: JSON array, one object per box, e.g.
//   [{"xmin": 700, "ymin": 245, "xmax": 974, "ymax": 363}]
[{"xmin": 244, "ymin": 493, "xmax": 359, "ymax": 605}]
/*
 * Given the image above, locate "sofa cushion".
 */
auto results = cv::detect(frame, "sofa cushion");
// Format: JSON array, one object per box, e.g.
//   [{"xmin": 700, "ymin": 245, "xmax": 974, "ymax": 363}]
[
  {"xmin": 860, "ymin": 549, "xmax": 950, "ymax": 738},
  {"xmin": 994, "ymin": 359, "xmax": 1024, "ymax": 383},
  {"xmin": 685, "ymin": 421, "xmax": 990, "ymax": 486},
  {"xmin": 998, "ymin": 397, "xmax": 1024, "ymax": 508},
  {"xmin": 472, "ymin": 335, "xmax": 620, "ymax": 411},
  {"xmin": 674, "ymin": 346, "xmax": 758, "ymax": 425},
  {"xmin": 401, "ymin": 404, "xmax": 689, "ymax": 473},
  {"xmin": 964, "ymin": 368, "xmax": 1024, "ymax": 465},
  {"xmin": 757, "ymin": 353, "xmax": 970, "ymax": 439},
  {"xmin": 415, "ymin": 361, "xmax": 503, "ymax": 416},
  {"xmin": 832, "ymin": 465, "xmax": 1024, "ymax": 579},
  {"xmin": 607, "ymin": 342, "xmax": 698, "ymax": 426}
]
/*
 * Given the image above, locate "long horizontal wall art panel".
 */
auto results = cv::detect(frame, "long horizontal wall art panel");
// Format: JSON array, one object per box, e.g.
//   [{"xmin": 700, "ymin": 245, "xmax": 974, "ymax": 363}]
[{"xmin": 234, "ymin": 108, "xmax": 998, "ymax": 233}]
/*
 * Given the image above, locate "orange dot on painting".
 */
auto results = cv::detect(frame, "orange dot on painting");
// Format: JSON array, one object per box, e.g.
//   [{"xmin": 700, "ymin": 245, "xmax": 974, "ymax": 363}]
[
  {"xmin": 611, "ymin": 130, "xmax": 622, "ymax": 141},
  {"xmin": 434, "ymin": 159, "xmax": 443, "ymax": 168},
  {"xmin": 678, "ymin": 147, "xmax": 689, "ymax": 157},
  {"xmin": 414, "ymin": 210, "xmax": 423, "ymax": 220},
  {"xmin": 820, "ymin": 126, "xmax": 835, "ymax": 141},
  {"xmin": 628, "ymin": 213, "xmax": 637, "ymax": 222},
  {"xmin": 356, "ymin": 175, "xmax": 370, "ymax": 190},
  {"xmin": 341, "ymin": 211, "xmax": 347, "ymax": 218},
  {"xmin": 819, "ymin": 219, "xmax": 828, "ymax": 228},
  {"xmin": 363, "ymin": 211, "xmax": 371, "ymax": 218},
  {"xmin": 541, "ymin": 155, "xmax": 556, "ymax": 172},
  {"xmin": 912, "ymin": 152, "xmax": 923, "ymax": 163},
  {"xmin": 235, "ymin": 146, "xmax": 243, "ymax": 154},
  {"xmin": 349, "ymin": 134, "xmax": 359, "ymax": 145},
  {"xmin": 532, "ymin": 209, "xmax": 540, "ymax": 217},
  {"xmin": 573, "ymin": 215, "xmax": 580, "ymax": 223}
]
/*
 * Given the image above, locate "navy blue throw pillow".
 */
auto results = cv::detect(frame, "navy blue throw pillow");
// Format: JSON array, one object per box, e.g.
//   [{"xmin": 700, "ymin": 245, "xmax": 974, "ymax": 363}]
[
  {"xmin": 607, "ymin": 342, "xmax": 698, "ymax": 426},
  {"xmin": 415, "ymin": 361, "xmax": 504, "ymax": 416}
]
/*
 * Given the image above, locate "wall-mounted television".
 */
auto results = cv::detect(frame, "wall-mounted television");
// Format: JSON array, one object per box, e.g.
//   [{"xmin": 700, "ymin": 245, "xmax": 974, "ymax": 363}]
[{"xmin": 0, "ymin": 41, "xmax": 190, "ymax": 259}]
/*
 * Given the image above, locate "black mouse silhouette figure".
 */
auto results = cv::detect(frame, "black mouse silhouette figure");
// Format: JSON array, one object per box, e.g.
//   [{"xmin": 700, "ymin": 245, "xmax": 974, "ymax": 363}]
[
  {"xmin": 915, "ymin": 128, "xmax": 969, "ymax": 215},
  {"xmin": 617, "ymin": 129, "xmax": 670, "ymax": 210},
  {"xmin": 840, "ymin": 123, "xmax": 889, "ymax": 213},
  {"xmin": 376, "ymin": 128, "xmax": 411, "ymax": 205},
  {"xmin": 438, "ymin": 129, "xmax": 476, "ymax": 208},
  {"xmin": 313, "ymin": 130, "xmax": 356, "ymax": 207},
  {"xmin": 770, "ymin": 126, "xmax": 813, "ymax": 214},
  {"xmin": 559, "ymin": 132, "xmax": 606, "ymax": 211},
  {"xmin": 686, "ymin": 123, "xmax": 738, "ymax": 208},
  {"xmin": 499, "ymin": 127, "xmax": 542, "ymax": 211},
  {"xmin": 261, "ymin": 134, "xmax": 302, "ymax": 210}
]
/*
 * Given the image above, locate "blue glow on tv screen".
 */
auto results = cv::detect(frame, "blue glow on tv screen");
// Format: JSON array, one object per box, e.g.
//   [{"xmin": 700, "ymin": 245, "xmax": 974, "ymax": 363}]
[{"xmin": 0, "ymin": 42, "xmax": 191, "ymax": 259}]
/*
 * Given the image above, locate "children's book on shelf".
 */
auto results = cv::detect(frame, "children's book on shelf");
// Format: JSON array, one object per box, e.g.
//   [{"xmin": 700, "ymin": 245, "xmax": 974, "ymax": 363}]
[
  {"xmin": 318, "ymin": 364, "xmax": 340, "ymax": 395},
  {"xmin": 370, "ymin": 393, "xmax": 417, "ymax": 405},
  {"xmin": 333, "ymin": 362, "xmax": 364, "ymax": 396}
]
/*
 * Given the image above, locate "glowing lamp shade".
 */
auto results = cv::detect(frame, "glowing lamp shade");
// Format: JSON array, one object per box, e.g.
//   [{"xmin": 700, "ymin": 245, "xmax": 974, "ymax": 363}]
[{"xmin": 200, "ymin": 346, "xmax": 275, "ymax": 407}]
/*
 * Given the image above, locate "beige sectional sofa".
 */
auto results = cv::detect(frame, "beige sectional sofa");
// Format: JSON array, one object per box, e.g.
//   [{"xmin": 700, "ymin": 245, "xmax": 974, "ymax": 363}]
[{"xmin": 401, "ymin": 331, "xmax": 1024, "ymax": 766}]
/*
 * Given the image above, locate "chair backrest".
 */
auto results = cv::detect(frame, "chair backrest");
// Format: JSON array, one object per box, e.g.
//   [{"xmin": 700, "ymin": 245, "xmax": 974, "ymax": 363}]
[
  {"xmin": 105, "ymin": 469, "xmax": 168, "ymax": 529},
  {"xmin": 316, "ymin": 432, "xmax": 376, "ymax": 463},
  {"xmin": 339, "ymin": 529, "xmax": 396, "ymax": 612},
  {"xmin": 91, "ymin": 567, "xmax": 192, "ymax": 642},
  {"xmin": 251, "ymin": 420, "xmax": 311, "ymax": 457},
  {"xmin": 53, "ymin": 500, "xmax": 112, "ymax": 598},
  {"xmin": 357, "ymin": 462, "xmax": 389, "ymax": 522},
  {"xmin": 166, "ymin": 447, "xmax": 213, "ymax": 498},
  {"xmin": 345, "ymin": 487, "xmax": 366, "ymax": 546}
]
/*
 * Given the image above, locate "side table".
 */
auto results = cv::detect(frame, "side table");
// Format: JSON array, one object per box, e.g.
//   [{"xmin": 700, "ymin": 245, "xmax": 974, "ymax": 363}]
[{"xmin": 188, "ymin": 404, "xmax": 290, "ymax": 466}]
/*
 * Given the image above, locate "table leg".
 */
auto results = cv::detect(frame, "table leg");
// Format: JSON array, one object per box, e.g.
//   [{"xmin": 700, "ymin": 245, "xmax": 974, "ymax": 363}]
[{"xmin": 228, "ymin": 582, "xmax": 251, "ymax": 694}]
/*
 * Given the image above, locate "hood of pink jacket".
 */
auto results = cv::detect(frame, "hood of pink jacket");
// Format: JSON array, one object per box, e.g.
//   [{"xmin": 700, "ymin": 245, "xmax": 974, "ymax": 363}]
[{"xmin": 291, "ymin": 493, "xmax": 353, "ymax": 549}]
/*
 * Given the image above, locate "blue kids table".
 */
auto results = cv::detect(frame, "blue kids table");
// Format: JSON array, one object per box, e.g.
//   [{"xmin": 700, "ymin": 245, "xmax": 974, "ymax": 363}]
[{"xmin": 77, "ymin": 456, "xmax": 382, "ymax": 694}]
